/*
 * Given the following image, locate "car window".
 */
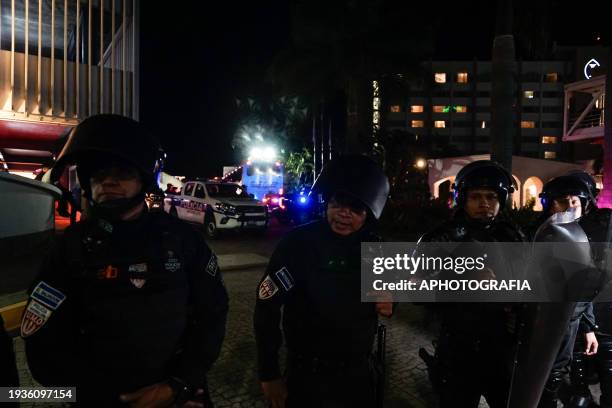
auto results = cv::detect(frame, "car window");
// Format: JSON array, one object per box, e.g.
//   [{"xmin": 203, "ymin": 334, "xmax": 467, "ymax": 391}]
[
  {"xmin": 183, "ymin": 183, "xmax": 195, "ymax": 196},
  {"xmin": 206, "ymin": 183, "xmax": 249, "ymax": 198},
  {"xmin": 194, "ymin": 183, "xmax": 206, "ymax": 199}
]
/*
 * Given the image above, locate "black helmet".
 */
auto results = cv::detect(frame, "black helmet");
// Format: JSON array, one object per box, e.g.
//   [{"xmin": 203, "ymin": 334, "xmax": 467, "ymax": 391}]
[
  {"xmin": 51, "ymin": 114, "xmax": 162, "ymax": 196},
  {"xmin": 565, "ymin": 170, "xmax": 598, "ymax": 200},
  {"xmin": 452, "ymin": 160, "xmax": 514, "ymax": 208},
  {"xmin": 311, "ymin": 155, "xmax": 390, "ymax": 219},
  {"xmin": 539, "ymin": 175, "xmax": 591, "ymax": 214}
]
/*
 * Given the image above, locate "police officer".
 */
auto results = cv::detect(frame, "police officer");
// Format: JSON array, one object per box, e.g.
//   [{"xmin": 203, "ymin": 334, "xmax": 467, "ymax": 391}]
[
  {"xmin": 562, "ymin": 171, "xmax": 612, "ymax": 408},
  {"xmin": 418, "ymin": 160, "xmax": 524, "ymax": 408},
  {"xmin": 534, "ymin": 174, "xmax": 598, "ymax": 408},
  {"xmin": 254, "ymin": 155, "xmax": 391, "ymax": 408},
  {"xmin": 22, "ymin": 114, "xmax": 229, "ymax": 407}
]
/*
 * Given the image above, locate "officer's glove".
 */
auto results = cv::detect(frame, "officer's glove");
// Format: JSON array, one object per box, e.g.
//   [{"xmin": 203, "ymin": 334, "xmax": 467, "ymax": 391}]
[{"xmin": 261, "ymin": 378, "xmax": 288, "ymax": 408}]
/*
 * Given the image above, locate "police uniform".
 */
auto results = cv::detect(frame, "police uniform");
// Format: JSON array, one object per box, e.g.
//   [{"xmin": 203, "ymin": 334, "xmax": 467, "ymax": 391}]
[
  {"xmin": 533, "ymin": 175, "xmax": 597, "ymax": 408},
  {"xmin": 418, "ymin": 160, "xmax": 524, "ymax": 408},
  {"xmin": 419, "ymin": 212, "xmax": 525, "ymax": 408},
  {"xmin": 254, "ymin": 155, "xmax": 390, "ymax": 408},
  {"xmin": 22, "ymin": 114, "xmax": 229, "ymax": 407},
  {"xmin": 255, "ymin": 220, "xmax": 381, "ymax": 406},
  {"xmin": 570, "ymin": 208, "xmax": 612, "ymax": 408}
]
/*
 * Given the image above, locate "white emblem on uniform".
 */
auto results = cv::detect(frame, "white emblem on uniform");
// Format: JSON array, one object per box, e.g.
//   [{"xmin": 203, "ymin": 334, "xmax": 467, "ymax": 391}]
[
  {"xmin": 165, "ymin": 250, "xmax": 181, "ymax": 272},
  {"xmin": 258, "ymin": 275, "xmax": 279, "ymax": 300},
  {"xmin": 128, "ymin": 263, "xmax": 148, "ymax": 273},
  {"xmin": 206, "ymin": 254, "xmax": 218, "ymax": 277},
  {"xmin": 21, "ymin": 300, "xmax": 52, "ymax": 338},
  {"xmin": 130, "ymin": 278, "xmax": 146, "ymax": 289}
]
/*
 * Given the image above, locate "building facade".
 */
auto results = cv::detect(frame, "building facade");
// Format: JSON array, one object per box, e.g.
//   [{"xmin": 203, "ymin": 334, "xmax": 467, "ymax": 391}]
[{"xmin": 381, "ymin": 46, "xmax": 610, "ymax": 163}]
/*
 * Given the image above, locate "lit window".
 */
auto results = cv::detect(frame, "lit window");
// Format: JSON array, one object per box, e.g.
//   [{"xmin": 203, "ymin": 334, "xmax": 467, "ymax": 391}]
[
  {"xmin": 456, "ymin": 72, "xmax": 468, "ymax": 83},
  {"xmin": 411, "ymin": 105, "xmax": 424, "ymax": 113},
  {"xmin": 524, "ymin": 91, "xmax": 534, "ymax": 99},
  {"xmin": 433, "ymin": 105, "xmax": 446, "ymax": 113},
  {"xmin": 544, "ymin": 151, "xmax": 557, "ymax": 159},
  {"xmin": 390, "ymin": 105, "xmax": 401, "ymax": 113},
  {"xmin": 541, "ymin": 136, "xmax": 557, "ymax": 144},
  {"xmin": 521, "ymin": 121, "xmax": 536, "ymax": 128},
  {"xmin": 434, "ymin": 121, "xmax": 446, "ymax": 128},
  {"xmin": 545, "ymin": 73, "xmax": 558, "ymax": 82},
  {"xmin": 411, "ymin": 120, "xmax": 424, "ymax": 128},
  {"xmin": 481, "ymin": 121, "xmax": 486, "ymax": 128},
  {"xmin": 434, "ymin": 73, "xmax": 447, "ymax": 83},
  {"xmin": 455, "ymin": 105, "xmax": 467, "ymax": 113},
  {"xmin": 373, "ymin": 111, "xmax": 380, "ymax": 124}
]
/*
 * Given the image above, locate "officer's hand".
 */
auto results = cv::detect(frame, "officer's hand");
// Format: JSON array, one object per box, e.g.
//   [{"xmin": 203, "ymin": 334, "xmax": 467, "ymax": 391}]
[
  {"xmin": 585, "ymin": 332, "xmax": 599, "ymax": 356},
  {"xmin": 261, "ymin": 379, "xmax": 287, "ymax": 408},
  {"xmin": 119, "ymin": 382, "xmax": 175, "ymax": 408},
  {"xmin": 376, "ymin": 302, "xmax": 393, "ymax": 317}
]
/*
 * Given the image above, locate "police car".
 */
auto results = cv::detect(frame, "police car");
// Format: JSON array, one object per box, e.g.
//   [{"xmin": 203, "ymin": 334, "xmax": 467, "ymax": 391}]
[{"xmin": 163, "ymin": 180, "xmax": 268, "ymax": 238}]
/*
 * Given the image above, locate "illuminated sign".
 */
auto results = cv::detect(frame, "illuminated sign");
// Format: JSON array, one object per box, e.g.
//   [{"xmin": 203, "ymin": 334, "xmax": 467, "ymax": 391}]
[{"xmin": 584, "ymin": 58, "xmax": 601, "ymax": 79}]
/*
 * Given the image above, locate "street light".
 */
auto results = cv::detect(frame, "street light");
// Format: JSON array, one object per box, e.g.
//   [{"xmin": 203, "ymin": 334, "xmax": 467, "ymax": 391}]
[
  {"xmin": 248, "ymin": 145, "xmax": 277, "ymax": 162},
  {"xmin": 415, "ymin": 158, "xmax": 426, "ymax": 169}
]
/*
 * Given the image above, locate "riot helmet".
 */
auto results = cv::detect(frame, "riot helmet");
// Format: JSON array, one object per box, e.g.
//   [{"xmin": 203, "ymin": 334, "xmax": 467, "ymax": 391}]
[
  {"xmin": 452, "ymin": 160, "xmax": 514, "ymax": 209},
  {"xmin": 540, "ymin": 175, "xmax": 591, "ymax": 215},
  {"xmin": 50, "ymin": 114, "xmax": 163, "ymax": 218},
  {"xmin": 311, "ymin": 155, "xmax": 390, "ymax": 219},
  {"xmin": 566, "ymin": 170, "xmax": 599, "ymax": 204}
]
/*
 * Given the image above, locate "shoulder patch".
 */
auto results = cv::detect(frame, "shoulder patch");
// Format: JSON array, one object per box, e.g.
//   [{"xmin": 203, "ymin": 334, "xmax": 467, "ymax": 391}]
[
  {"xmin": 258, "ymin": 275, "xmax": 279, "ymax": 300},
  {"xmin": 274, "ymin": 267, "xmax": 295, "ymax": 291},
  {"xmin": 30, "ymin": 281, "xmax": 66, "ymax": 311},
  {"xmin": 21, "ymin": 300, "xmax": 53, "ymax": 338},
  {"xmin": 206, "ymin": 254, "xmax": 219, "ymax": 277}
]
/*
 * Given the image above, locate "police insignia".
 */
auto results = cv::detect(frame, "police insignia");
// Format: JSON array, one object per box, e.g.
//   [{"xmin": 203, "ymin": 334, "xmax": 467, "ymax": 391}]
[
  {"xmin": 130, "ymin": 278, "xmax": 146, "ymax": 288},
  {"xmin": 21, "ymin": 300, "xmax": 52, "ymax": 338},
  {"xmin": 206, "ymin": 254, "xmax": 218, "ymax": 277},
  {"xmin": 275, "ymin": 267, "xmax": 294, "ymax": 291},
  {"xmin": 258, "ymin": 275, "xmax": 279, "ymax": 300},
  {"xmin": 164, "ymin": 251, "xmax": 181, "ymax": 272},
  {"xmin": 128, "ymin": 263, "xmax": 148, "ymax": 273},
  {"xmin": 31, "ymin": 281, "xmax": 66, "ymax": 311}
]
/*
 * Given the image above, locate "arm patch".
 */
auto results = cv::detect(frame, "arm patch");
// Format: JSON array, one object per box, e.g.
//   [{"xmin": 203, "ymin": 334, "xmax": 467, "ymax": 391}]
[
  {"xmin": 258, "ymin": 275, "xmax": 279, "ymax": 300},
  {"xmin": 274, "ymin": 267, "xmax": 294, "ymax": 291},
  {"xmin": 206, "ymin": 254, "xmax": 219, "ymax": 277}
]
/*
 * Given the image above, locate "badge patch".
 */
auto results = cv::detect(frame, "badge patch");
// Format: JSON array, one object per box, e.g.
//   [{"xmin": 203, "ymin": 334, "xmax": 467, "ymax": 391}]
[
  {"xmin": 128, "ymin": 263, "xmax": 148, "ymax": 273},
  {"xmin": 274, "ymin": 267, "xmax": 295, "ymax": 291},
  {"xmin": 165, "ymin": 251, "xmax": 181, "ymax": 272},
  {"xmin": 258, "ymin": 275, "xmax": 279, "ymax": 300},
  {"xmin": 21, "ymin": 300, "xmax": 52, "ymax": 338},
  {"xmin": 130, "ymin": 278, "xmax": 146, "ymax": 289},
  {"xmin": 97, "ymin": 265, "xmax": 119, "ymax": 279},
  {"xmin": 206, "ymin": 254, "xmax": 218, "ymax": 277},
  {"xmin": 31, "ymin": 281, "xmax": 66, "ymax": 310}
]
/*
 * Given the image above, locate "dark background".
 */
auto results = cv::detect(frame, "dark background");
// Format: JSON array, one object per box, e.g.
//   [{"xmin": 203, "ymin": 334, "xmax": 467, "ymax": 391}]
[{"xmin": 138, "ymin": 1, "xmax": 610, "ymax": 178}]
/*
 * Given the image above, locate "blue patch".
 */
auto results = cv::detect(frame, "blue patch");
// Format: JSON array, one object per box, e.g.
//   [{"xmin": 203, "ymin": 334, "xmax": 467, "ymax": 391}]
[
  {"xmin": 30, "ymin": 281, "xmax": 66, "ymax": 311},
  {"xmin": 274, "ymin": 267, "xmax": 294, "ymax": 291}
]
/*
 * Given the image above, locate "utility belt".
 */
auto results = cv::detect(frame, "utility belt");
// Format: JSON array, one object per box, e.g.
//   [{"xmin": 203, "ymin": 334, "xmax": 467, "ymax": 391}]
[{"xmin": 287, "ymin": 352, "xmax": 372, "ymax": 374}]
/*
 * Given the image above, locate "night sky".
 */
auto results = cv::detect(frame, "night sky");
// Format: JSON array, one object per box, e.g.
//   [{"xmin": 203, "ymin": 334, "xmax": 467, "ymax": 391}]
[{"xmin": 138, "ymin": 1, "xmax": 609, "ymax": 178}]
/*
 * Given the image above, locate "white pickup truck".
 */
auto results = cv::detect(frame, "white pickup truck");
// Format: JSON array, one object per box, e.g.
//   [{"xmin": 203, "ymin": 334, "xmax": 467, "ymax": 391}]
[{"xmin": 163, "ymin": 180, "xmax": 268, "ymax": 238}]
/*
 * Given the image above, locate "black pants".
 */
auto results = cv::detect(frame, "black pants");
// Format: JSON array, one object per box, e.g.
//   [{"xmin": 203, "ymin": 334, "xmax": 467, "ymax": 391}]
[
  {"xmin": 571, "ymin": 334, "xmax": 612, "ymax": 408},
  {"xmin": 436, "ymin": 332, "xmax": 513, "ymax": 408},
  {"xmin": 538, "ymin": 318, "xmax": 582, "ymax": 408},
  {"xmin": 285, "ymin": 354, "xmax": 377, "ymax": 408}
]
